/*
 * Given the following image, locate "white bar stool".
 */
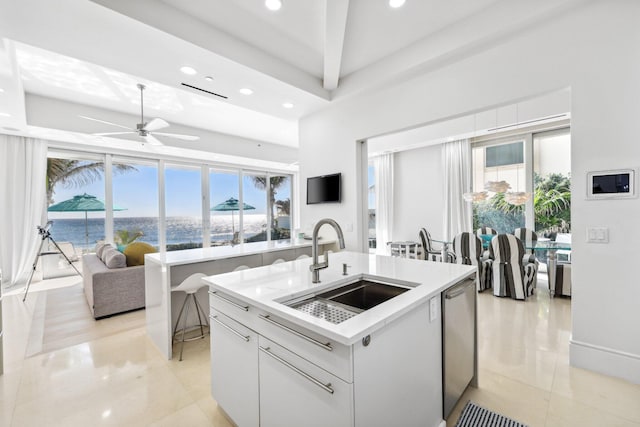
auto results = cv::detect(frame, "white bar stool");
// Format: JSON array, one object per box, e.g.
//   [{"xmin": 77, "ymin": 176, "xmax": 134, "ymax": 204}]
[{"xmin": 172, "ymin": 272, "xmax": 209, "ymax": 361}]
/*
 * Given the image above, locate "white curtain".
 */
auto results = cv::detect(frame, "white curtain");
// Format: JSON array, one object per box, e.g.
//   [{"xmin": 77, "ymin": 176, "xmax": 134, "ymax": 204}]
[
  {"xmin": 442, "ymin": 139, "xmax": 472, "ymax": 241},
  {"xmin": 373, "ymin": 153, "xmax": 394, "ymax": 254},
  {"xmin": 0, "ymin": 135, "xmax": 48, "ymax": 288}
]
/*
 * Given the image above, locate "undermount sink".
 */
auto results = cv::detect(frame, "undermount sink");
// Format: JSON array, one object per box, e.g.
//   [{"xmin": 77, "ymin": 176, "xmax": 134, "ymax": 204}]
[
  {"xmin": 318, "ymin": 280, "xmax": 411, "ymax": 310},
  {"xmin": 285, "ymin": 279, "xmax": 412, "ymax": 324}
]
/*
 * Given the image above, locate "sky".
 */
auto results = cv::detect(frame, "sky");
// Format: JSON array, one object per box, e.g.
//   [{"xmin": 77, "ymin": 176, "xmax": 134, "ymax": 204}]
[{"xmin": 48, "ymin": 161, "xmax": 290, "ymax": 218}]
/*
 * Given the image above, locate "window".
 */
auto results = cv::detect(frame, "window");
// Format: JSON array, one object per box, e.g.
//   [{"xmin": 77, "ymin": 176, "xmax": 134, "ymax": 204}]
[
  {"xmin": 242, "ymin": 173, "xmax": 268, "ymax": 243},
  {"xmin": 165, "ymin": 164, "xmax": 203, "ymax": 251},
  {"xmin": 471, "ymin": 141, "xmax": 525, "ymax": 233},
  {"xmin": 533, "ymin": 129, "xmax": 571, "ymax": 236},
  {"xmin": 485, "ymin": 142, "xmax": 524, "ymax": 167},
  {"xmin": 47, "ymin": 155, "xmax": 106, "ymax": 254},
  {"xmin": 368, "ymin": 163, "xmax": 376, "ymax": 251},
  {"xmin": 112, "ymin": 160, "xmax": 159, "ymax": 250},
  {"xmin": 269, "ymin": 175, "xmax": 292, "ymax": 241},
  {"xmin": 210, "ymin": 169, "xmax": 240, "ymax": 246}
]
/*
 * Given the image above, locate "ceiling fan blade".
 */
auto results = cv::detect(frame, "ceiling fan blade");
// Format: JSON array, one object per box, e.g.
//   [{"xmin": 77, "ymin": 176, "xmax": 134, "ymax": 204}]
[
  {"xmin": 144, "ymin": 118, "xmax": 170, "ymax": 132},
  {"xmin": 152, "ymin": 132, "xmax": 200, "ymax": 141},
  {"xmin": 94, "ymin": 132, "xmax": 136, "ymax": 136},
  {"xmin": 79, "ymin": 115, "xmax": 132, "ymax": 131},
  {"xmin": 143, "ymin": 134, "xmax": 163, "ymax": 146}
]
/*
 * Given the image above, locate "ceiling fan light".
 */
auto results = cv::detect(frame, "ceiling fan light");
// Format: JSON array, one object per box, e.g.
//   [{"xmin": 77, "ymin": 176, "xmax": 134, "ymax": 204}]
[{"xmin": 265, "ymin": 0, "xmax": 282, "ymax": 11}]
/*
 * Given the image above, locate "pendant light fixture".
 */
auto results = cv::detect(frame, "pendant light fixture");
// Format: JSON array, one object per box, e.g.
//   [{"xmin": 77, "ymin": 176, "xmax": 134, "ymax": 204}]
[{"xmin": 463, "ymin": 191, "xmax": 489, "ymax": 202}]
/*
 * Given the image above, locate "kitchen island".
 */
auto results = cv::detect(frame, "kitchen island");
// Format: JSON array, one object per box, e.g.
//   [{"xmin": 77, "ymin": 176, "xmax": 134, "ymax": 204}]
[
  {"xmin": 144, "ymin": 239, "xmax": 333, "ymax": 360},
  {"xmin": 204, "ymin": 251, "xmax": 477, "ymax": 427}
]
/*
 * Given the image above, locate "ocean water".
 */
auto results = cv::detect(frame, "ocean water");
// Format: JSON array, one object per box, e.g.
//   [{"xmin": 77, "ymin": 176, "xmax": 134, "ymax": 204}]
[{"xmin": 46, "ymin": 215, "xmax": 268, "ymax": 251}]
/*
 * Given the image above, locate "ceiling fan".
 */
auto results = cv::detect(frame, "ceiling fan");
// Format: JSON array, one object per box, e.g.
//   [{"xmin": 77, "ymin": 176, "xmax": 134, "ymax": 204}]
[{"xmin": 79, "ymin": 83, "xmax": 199, "ymax": 146}]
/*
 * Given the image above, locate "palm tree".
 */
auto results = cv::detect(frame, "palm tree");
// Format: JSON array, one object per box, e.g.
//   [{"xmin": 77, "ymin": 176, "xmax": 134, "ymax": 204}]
[
  {"xmin": 250, "ymin": 176, "xmax": 289, "ymax": 233},
  {"xmin": 482, "ymin": 173, "xmax": 571, "ymax": 234},
  {"xmin": 47, "ymin": 158, "xmax": 135, "ymax": 205}
]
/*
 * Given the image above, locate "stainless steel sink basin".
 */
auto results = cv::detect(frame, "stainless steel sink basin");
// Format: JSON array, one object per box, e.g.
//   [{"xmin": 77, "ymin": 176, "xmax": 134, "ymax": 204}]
[
  {"xmin": 318, "ymin": 280, "xmax": 411, "ymax": 310},
  {"xmin": 284, "ymin": 279, "xmax": 412, "ymax": 324}
]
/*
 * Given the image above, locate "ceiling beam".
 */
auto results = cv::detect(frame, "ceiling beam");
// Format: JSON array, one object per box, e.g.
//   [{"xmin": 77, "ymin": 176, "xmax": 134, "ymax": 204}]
[{"xmin": 323, "ymin": 0, "xmax": 349, "ymax": 91}]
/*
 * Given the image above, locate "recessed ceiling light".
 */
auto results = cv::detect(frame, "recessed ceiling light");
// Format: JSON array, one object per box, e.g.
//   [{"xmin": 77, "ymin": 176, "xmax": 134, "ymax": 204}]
[
  {"xmin": 282, "ymin": 102, "xmax": 294, "ymax": 109},
  {"xmin": 239, "ymin": 88, "xmax": 253, "ymax": 95},
  {"xmin": 0, "ymin": 112, "xmax": 11, "ymax": 117},
  {"xmin": 180, "ymin": 66, "xmax": 197, "ymax": 75},
  {"xmin": 0, "ymin": 88, "xmax": 4, "ymax": 93},
  {"xmin": 265, "ymin": 0, "xmax": 282, "ymax": 11},
  {"xmin": 204, "ymin": 76, "xmax": 214, "ymax": 82},
  {"xmin": 389, "ymin": 0, "xmax": 406, "ymax": 8}
]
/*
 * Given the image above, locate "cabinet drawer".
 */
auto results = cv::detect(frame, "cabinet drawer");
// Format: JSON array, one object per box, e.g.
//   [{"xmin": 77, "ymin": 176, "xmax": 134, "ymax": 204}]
[
  {"xmin": 258, "ymin": 336, "xmax": 353, "ymax": 427},
  {"xmin": 255, "ymin": 310, "xmax": 353, "ymax": 382},
  {"xmin": 210, "ymin": 309, "xmax": 259, "ymax": 427},
  {"xmin": 209, "ymin": 288, "xmax": 257, "ymax": 330}
]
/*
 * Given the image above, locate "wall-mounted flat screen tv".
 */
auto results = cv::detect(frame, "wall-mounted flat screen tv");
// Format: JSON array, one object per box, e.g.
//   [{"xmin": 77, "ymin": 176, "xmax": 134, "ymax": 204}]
[{"xmin": 307, "ymin": 173, "xmax": 341, "ymax": 204}]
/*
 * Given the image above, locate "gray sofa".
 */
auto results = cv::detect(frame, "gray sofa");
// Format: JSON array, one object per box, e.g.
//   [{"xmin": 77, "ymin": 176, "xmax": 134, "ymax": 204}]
[{"xmin": 82, "ymin": 254, "xmax": 145, "ymax": 319}]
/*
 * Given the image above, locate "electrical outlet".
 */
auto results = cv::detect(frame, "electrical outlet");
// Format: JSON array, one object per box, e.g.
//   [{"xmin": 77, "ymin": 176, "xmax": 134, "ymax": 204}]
[{"xmin": 429, "ymin": 297, "xmax": 438, "ymax": 322}]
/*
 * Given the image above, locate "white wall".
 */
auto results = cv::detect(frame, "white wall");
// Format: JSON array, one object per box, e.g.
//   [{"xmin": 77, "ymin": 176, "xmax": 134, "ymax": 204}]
[
  {"xmin": 299, "ymin": 0, "xmax": 640, "ymax": 384},
  {"xmin": 392, "ymin": 145, "xmax": 444, "ymax": 242}
]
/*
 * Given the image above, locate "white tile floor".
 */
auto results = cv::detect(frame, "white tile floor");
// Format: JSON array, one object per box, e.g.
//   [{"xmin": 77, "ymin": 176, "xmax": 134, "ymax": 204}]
[{"xmin": 1, "ymin": 270, "xmax": 640, "ymax": 426}]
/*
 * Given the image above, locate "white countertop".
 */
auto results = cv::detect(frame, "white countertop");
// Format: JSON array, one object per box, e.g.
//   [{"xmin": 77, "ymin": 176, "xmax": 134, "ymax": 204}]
[
  {"xmin": 145, "ymin": 238, "xmax": 328, "ymax": 267},
  {"xmin": 203, "ymin": 251, "xmax": 476, "ymax": 345}
]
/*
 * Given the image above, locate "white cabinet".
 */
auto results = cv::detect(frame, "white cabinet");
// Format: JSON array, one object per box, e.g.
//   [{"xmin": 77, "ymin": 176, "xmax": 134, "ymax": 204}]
[
  {"xmin": 258, "ymin": 337, "xmax": 353, "ymax": 427},
  {"xmin": 210, "ymin": 309, "xmax": 259, "ymax": 427}
]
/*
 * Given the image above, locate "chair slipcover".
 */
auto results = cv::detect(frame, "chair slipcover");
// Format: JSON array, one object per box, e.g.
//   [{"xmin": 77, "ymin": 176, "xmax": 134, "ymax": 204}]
[
  {"xmin": 554, "ymin": 263, "xmax": 572, "ymax": 297},
  {"xmin": 475, "ymin": 226, "xmax": 498, "ymax": 237},
  {"xmin": 475, "ymin": 227, "xmax": 498, "ymax": 260},
  {"xmin": 513, "ymin": 227, "xmax": 539, "ymax": 287},
  {"xmin": 489, "ymin": 234, "xmax": 537, "ymax": 300},
  {"xmin": 452, "ymin": 232, "xmax": 492, "ymax": 291},
  {"xmin": 418, "ymin": 228, "xmax": 452, "ymax": 262}
]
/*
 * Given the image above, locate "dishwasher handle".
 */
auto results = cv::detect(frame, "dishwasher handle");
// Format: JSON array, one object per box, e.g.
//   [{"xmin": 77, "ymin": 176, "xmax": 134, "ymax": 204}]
[{"xmin": 445, "ymin": 278, "xmax": 475, "ymax": 299}]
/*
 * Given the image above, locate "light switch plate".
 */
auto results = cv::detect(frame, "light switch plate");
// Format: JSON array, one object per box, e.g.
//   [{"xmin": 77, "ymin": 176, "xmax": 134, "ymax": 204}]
[
  {"xmin": 586, "ymin": 226, "xmax": 609, "ymax": 243},
  {"xmin": 429, "ymin": 297, "xmax": 438, "ymax": 322}
]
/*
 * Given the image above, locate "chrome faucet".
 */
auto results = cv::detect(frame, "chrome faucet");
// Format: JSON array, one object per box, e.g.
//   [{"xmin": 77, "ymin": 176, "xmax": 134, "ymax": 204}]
[{"xmin": 309, "ymin": 218, "xmax": 346, "ymax": 283}]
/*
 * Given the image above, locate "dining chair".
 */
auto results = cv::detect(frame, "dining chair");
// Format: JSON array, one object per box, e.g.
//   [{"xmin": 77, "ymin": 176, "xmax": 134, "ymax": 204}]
[
  {"xmin": 488, "ymin": 234, "xmax": 536, "ymax": 300},
  {"xmin": 418, "ymin": 228, "xmax": 453, "ymax": 262},
  {"xmin": 512, "ymin": 227, "xmax": 539, "ymax": 287},
  {"xmin": 475, "ymin": 226, "xmax": 498, "ymax": 259},
  {"xmin": 452, "ymin": 232, "xmax": 492, "ymax": 291}
]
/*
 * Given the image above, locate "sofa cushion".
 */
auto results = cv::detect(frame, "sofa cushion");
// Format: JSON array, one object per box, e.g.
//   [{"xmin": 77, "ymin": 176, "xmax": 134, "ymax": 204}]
[
  {"xmin": 123, "ymin": 242, "xmax": 157, "ymax": 266},
  {"xmin": 103, "ymin": 247, "xmax": 127, "ymax": 269},
  {"xmin": 96, "ymin": 242, "xmax": 109, "ymax": 259}
]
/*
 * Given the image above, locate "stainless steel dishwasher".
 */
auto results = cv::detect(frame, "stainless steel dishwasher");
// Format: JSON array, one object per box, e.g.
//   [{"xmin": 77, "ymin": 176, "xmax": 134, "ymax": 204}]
[{"xmin": 442, "ymin": 275, "xmax": 477, "ymax": 419}]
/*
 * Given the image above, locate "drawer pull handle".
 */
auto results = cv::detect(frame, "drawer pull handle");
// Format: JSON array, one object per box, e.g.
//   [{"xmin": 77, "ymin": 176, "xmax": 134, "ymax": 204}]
[
  {"xmin": 259, "ymin": 314, "xmax": 332, "ymax": 351},
  {"xmin": 259, "ymin": 346, "xmax": 334, "ymax": 395},
  {"xmin": 209, "ymin": 291, "xmax": 249, "ymax": 311},
  {"xmin": 210, "ymin": 315, "xmax": 250, "ymax": 342}
]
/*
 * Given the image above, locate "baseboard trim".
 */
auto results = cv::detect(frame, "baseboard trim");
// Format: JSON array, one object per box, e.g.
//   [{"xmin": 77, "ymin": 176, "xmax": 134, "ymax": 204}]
[{"xmin": 570, "ymin": 338, "xmax": 640, "ymax": 385}]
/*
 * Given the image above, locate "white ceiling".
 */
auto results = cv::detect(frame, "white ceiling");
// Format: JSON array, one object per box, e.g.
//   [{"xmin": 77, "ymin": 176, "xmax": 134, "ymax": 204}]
[{"xmin": 0, "ymin": 0, "xmax": 585, "ymax": 165}]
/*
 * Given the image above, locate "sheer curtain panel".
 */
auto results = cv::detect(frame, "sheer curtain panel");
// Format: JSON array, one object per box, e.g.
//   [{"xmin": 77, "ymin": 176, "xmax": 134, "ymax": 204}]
[
  {"xmin": 373, "ymin": 153, "xmax": 394, "ymax": 254},
  {"xmin": 443, "ymin": 139, "xmax": 472, "ymax": 241},
  {"xmin": 0, "ymin": 135, "xmax": 48, "ymax": 287}
]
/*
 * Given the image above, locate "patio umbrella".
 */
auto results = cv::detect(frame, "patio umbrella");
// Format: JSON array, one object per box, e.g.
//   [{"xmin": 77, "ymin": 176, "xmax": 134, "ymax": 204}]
[
  {"xmin": 47, "ymin": 193, "xmax": 126, "ymax": 249},
  {"xmin": 211, "ymin": 197, "xmax": 255, "ymax": 234}
]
